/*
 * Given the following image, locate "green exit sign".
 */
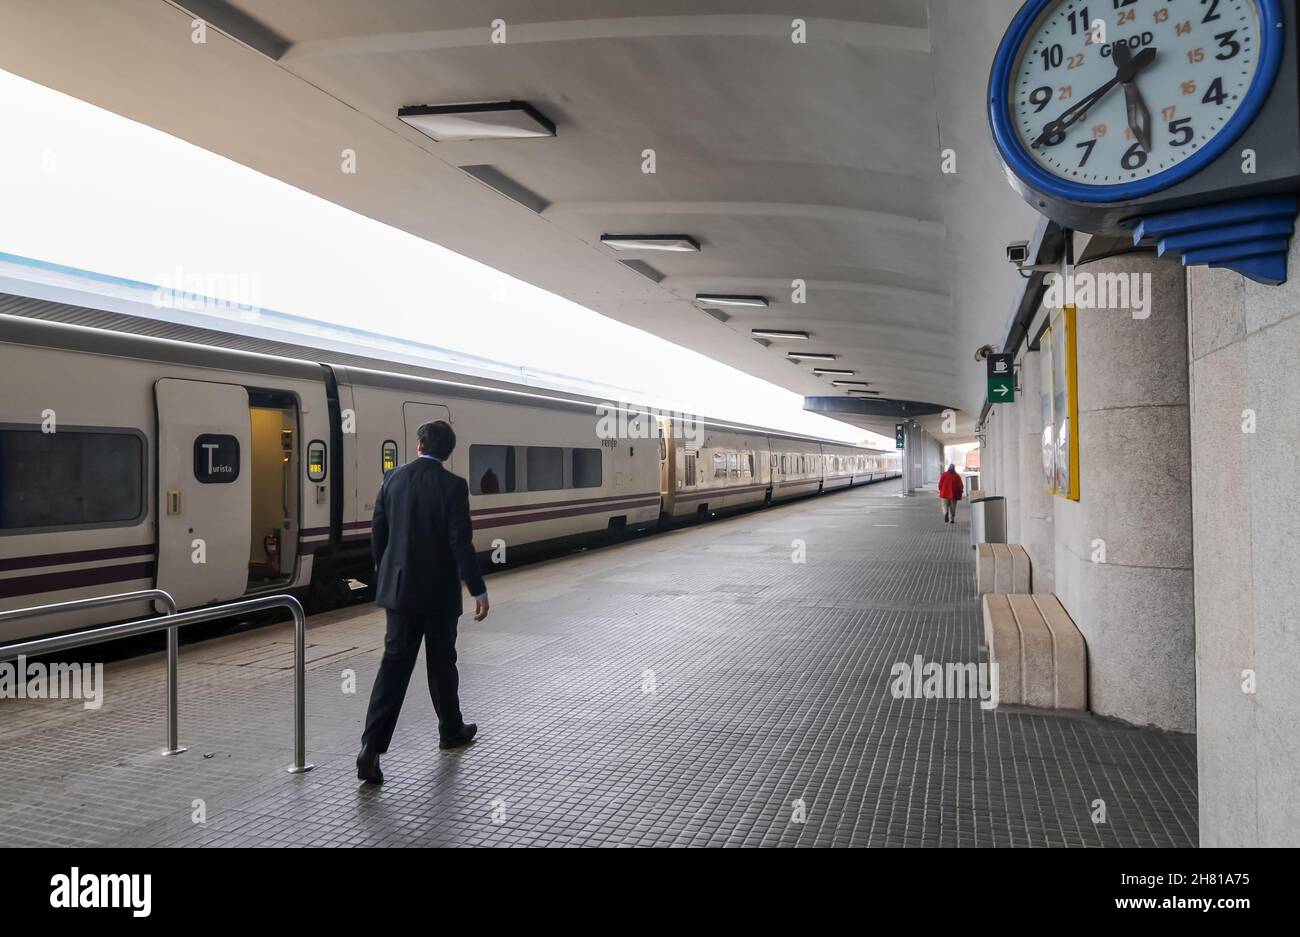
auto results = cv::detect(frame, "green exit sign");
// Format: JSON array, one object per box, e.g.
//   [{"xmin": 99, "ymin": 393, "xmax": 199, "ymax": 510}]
[{"xmin": 987, "ymin": 353, "xmax": 1015, "ymax": 404}]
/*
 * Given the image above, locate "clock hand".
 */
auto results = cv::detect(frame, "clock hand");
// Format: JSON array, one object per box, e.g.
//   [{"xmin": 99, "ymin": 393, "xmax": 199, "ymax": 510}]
[
  {"xmin": 1032, "ymin": 80, "xmax": 1117, "ymax": 148},
  {"xmin": 1112, "ymin": 43, "xmax": 1154, "ymax": 152},
  {"xmin": 1031, "ymin": 45, "xmax": 1157, "ymax": 149}
]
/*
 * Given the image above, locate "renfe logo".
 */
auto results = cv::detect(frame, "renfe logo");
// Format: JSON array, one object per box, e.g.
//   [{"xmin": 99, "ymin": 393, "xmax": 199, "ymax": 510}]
[{"xmin": 49, "ymin": 868, "xmax": 151, "ymax": 918}]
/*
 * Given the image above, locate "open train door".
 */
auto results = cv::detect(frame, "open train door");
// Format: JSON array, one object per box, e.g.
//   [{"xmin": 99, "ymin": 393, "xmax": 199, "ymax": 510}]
[
  {"xmin": 155, "ymin": 379, "xmax": 252, "ymax": 608},
  {"xmin": 402, "ymin": 402, "xmax": 452, "ymax": 470}
]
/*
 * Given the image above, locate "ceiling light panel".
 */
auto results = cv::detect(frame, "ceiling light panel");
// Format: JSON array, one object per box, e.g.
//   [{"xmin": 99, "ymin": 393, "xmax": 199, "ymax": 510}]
[{"xmin": 398, "ymin": 101, "xmax": 556, "ymax": 142}]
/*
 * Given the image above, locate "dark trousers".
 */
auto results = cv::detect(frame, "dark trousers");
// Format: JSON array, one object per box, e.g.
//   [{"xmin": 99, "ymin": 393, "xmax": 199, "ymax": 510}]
[{"xmin": 361, "ymin": 609, "xmax": 463, "ymax": 752}]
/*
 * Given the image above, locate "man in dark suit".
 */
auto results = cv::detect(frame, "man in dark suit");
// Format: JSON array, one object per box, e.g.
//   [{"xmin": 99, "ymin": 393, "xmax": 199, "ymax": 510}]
[{"xmin": 357, "ymin": 420, "xmax": 489, "ymax": 785}]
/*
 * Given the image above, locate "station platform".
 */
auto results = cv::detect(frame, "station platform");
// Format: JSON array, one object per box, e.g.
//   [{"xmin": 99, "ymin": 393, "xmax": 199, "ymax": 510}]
[{"xmin": 0, "ymin": 486, "xmax": 1197, "ymax": 847}]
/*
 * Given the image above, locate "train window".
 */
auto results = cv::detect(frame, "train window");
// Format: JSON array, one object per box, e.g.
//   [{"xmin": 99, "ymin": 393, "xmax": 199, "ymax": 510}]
[
  {"xmin": 470, "ymin": 445, "xmax": 516, "ymax": 495},
  {"xmin": 781, "ymin": 455, "xmax": 788, "ymax": 474},
  {"xmin": 746, "ymin": 454, "xmax": 755, "ymax": 478},
  {"xmin": 685, "ymin": 452, "xmax": 697, "ymax": 487},
  {"xmin": 713, "ymin": 452, "xmax": 727, "ymax": 479},
  {"xmin": 0, "ymin": 427, "xmax": 144, "ymax": 532},
  {"xmin": 526, "ymin": 446, "xmax": 564, "ymax": 491},
  {"xmin": 572, "ymin": 448, "xmax": 602, "ymax": 489},
  {"xmin": 727, "ymin": 453, "xmax": 739, "ymax": 479},
  {"xmin": 306, "ymin": 440, "xmax": 327, "ymax": 482},
  {"xmin": 381, "ymin": 440, "xmax": 399, "ymax": 473},
  {"xmin": 194, "ymin": 434, "xmax": 241, "ymax": 484},
  {"xmin": 658, "ymin": 429, "xmax": 666, "ymax": 463}
]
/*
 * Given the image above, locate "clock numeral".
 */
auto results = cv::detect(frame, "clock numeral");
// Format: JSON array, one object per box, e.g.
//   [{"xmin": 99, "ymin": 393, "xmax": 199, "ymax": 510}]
[
  {"xmin": 1201, "ymin": 0, "xmax": 1222, "ymax": 25},
  {"xmin": 1215, "ymin": 30, "xmax": 1241, "ymax": 60},
  {"xmin": 1040, "ymin": 43, "xmax": 1064, "ymax": 71},
  {"xmin": 1068, "ymin": 7, "xmax": 1092, "ymax": 35},
  {"xmin": 1202, "ymin": 77, "xmax": 1227, "ymax": 105},
  {"xmin": 1152, "ymin": 8, "xmax": 1169, "ymax": 25},
  {"xmin": 1188, "ymin": 48, "xmax": 1206, "ymax": 65},
  {"xmin": 1076, "ymin": 139, "xmax": 1098, "ymax": 167},
  {"xmin": 1175, "ymin": 20, "xmax": 1193, "ymax": 36},
  {"xmin": 1067, "ymin": 53, "xmax": 1086, "ymax": 70},
  {"xmin": 1117, "ymin": 9, "xmax": 1136, "ymax": 26},
  {"xmin": 1121, "ymin": 142, "xmax": 1148, "ymax": 171},
  {"xmin": 1168, "ymin": 118, "xmax": 1195, "ymax": 147},
  {"xmin": 1029, "ymin": 86, "xmax": 1053, "ymax": 112}
]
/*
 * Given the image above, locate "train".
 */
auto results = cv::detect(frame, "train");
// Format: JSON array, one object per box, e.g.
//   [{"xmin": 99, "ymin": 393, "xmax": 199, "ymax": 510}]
[{"xmin": 0, "ymin": 306, "xmax": 900, "ymax": 643}]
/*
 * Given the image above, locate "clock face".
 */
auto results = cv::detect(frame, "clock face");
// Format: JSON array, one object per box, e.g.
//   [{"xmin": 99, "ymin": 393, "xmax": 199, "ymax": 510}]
[{"xmin": 1010, "ymin": 0, "xmax": 1264, "ymax": 186}]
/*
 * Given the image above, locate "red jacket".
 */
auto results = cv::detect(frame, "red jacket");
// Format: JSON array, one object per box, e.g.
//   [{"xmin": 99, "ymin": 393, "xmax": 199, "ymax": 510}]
[{"xmin": 939, "ymin": 470, "xmax": 964, "ymax": 501}]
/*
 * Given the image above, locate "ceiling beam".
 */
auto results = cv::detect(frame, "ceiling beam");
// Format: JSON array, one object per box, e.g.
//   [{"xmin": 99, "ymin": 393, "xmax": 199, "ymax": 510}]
[
  {"xmin": 282, "ymin": 16, "xmax": 932, "ymax": 61},
  {"xmin": 546, "ymin": 201, "xmax": 945, "ymax": 239}
]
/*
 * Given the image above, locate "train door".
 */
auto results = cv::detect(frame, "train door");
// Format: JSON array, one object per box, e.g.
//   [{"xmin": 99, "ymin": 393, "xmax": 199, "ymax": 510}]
[
  {"xmin": 246, "ymin": 389, "xmax": 300, "ymax": 590},
  {"xmin": 656, "ymin": 417, "xmax": 675, "ymax": 516},
  {"xmin": 402, "ymin": 402, "xmax": 452, "ymax": 468},
  {"xmin": 155, "ymin": 379, "xmax": 252, "ymax": 608}
]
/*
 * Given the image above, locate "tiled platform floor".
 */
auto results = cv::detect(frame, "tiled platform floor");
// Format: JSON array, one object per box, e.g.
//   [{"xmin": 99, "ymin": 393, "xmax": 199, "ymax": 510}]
[{"xmin": 0, "ymin": 485, "xmax": 1198, "ymax": 847}]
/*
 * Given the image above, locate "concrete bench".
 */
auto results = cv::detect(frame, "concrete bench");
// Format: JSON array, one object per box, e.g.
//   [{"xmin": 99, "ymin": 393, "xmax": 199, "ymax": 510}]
[
  {"xmin": 981, "ymin": 593, "xmax": 1087, "ymax": 711},
  {"xmin": 976, "ymin": 543, "xmax": 1031, "ymax": 594}
]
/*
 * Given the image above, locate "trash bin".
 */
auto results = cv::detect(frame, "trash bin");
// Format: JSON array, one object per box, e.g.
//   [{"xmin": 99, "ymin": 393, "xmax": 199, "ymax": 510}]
[{"xmin": 970, "ymin": 495, "xmax": 1007, "ymax": 546}]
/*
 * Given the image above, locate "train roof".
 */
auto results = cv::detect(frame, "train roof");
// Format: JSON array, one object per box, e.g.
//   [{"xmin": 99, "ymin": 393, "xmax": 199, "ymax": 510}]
[{"xmin": 0, "ymin": 293, "xmax": 892, "ymax": 454}]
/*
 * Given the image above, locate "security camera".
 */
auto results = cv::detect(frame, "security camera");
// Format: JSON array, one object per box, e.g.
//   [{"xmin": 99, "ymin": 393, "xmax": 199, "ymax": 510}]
[
  {"xmin": 974, "ymin": 344, "xmax": 997, "ymax": 362},
  {"xmin": 1006, "ymin": 241, "xmax": 1030, "ymax": 266}
]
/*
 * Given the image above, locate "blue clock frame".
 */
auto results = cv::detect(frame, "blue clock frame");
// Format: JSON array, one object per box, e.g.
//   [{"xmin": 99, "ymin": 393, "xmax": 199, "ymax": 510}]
[{"xmin": 990, "ymin": 0, "xmax": 1287, "ymax": 204}]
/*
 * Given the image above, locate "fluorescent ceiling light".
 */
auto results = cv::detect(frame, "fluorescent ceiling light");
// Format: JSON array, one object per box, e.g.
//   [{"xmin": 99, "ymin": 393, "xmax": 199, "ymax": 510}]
[
  {"xmin": 697, "ymin": 294, "xmax": 768, "ymax": 308},
  {"xmin": 812, "ymin": 369, "xmax": 856, "ymax": 376},
  {"xmin": 397, "ymin": 101, "xmax": 555, "ymax": 142},
  {"xmin": 601, "ymin": 235, "xmax": 700, "ymax": 253},
  {"xmin": 847, "ymin": 389, "xmax": 881, "ymax": 395},
  {"xmin": 786, "ymin": 353, "xmax": 838, "ymax": 362},
  {"xmin": 832, "ymin": 380, "xmax": 872, "ymax": 387},
  {"xmin": 752, "ymin": 329, "xmax": 809, "ymax": 341}
]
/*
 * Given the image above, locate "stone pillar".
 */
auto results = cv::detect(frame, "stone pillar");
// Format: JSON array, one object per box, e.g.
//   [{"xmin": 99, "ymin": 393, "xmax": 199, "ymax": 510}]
[
  {"xmin": 1188, "ymin": 244, "xmax": 1300, "ymax": 847},
  {"xmin": 1052, "ymin": 253, "xmax": 1195, "ymax": 732},
  {"xmin": 1017, "ymin": 349, "xmax": 1055, "ymax": 594}
]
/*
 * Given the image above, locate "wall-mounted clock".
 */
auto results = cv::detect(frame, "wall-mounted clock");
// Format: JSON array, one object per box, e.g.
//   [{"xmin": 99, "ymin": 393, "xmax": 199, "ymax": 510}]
[{"xmin": 990, "ymin": 0, "xmax": 1300, "ymax": 284}]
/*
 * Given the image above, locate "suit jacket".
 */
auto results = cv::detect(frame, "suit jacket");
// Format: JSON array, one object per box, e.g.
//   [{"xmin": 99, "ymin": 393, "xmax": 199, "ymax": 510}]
[{"xmin": 371, "ymin": 457, "xmax": 486, "ymax": 615}]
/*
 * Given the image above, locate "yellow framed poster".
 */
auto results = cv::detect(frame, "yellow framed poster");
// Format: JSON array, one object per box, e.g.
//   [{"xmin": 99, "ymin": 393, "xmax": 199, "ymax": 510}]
[{"xmin": 1044, "ymin": 305, "xmax": 1080, "ymax": 501}]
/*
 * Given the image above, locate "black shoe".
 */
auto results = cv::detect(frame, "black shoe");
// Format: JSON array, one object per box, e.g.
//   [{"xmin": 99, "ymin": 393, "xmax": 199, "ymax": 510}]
[
  {"xmin": 439, "ymin": 723, "xmax": 478, "ymax": 750},
  {"xmin": 356, "ymin": 745, "xmax": 383, "ymax": 784}
]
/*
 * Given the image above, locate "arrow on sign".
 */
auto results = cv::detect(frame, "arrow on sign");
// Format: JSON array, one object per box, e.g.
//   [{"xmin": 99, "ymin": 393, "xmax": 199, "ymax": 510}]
[{"xmin": 994, "ymin": 385, "xmax": 1010, "ymax": 397}]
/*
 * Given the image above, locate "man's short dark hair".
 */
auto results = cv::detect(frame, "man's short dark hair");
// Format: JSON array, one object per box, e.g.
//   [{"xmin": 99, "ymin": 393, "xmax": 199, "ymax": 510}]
[{"xmin": 418, "ymin": 421, "xmax": 456, "ymax": 460}]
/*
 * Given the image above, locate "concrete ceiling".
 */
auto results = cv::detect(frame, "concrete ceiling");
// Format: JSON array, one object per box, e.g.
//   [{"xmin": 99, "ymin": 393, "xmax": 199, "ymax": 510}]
[{"xmin": 0, "ymin": 0, "xmax": 1041, "ymax": 440}]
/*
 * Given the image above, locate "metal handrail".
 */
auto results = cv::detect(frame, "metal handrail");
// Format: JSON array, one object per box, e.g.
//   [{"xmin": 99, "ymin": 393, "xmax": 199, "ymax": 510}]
[
  {"xmin": 0, "ymin": 592, "xmax": 314, "ymax": 774},
  {"xmin": 0, "ymin": 589, "xmax": 184, "ymax": 754}
]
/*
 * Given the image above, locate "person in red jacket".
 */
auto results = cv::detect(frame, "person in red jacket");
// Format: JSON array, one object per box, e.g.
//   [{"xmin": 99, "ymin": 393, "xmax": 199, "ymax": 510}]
[{"xmin": 938, "ymin": 464, "xmax": 964, "ymax": 524}]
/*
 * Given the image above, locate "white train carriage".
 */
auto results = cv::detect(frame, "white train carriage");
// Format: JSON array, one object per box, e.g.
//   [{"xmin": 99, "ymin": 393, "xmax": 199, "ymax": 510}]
[
  {"xmin": 820, "ymin": 441, "xmax": 864, "ymax": 492},
  {"xmin": 337, "ymin": 365, "xmax": 661, "ymax": 564},
  {"xmin": 0, "ymin": 316, "xmax": 331, "ymax": 643},
  {"xmin": 769, "ymin": 434, "xmax": 825, "ymax": 502},
  {"xmin": 660, "ymin": 418, "xmax": 771, "ymax": 521}
]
